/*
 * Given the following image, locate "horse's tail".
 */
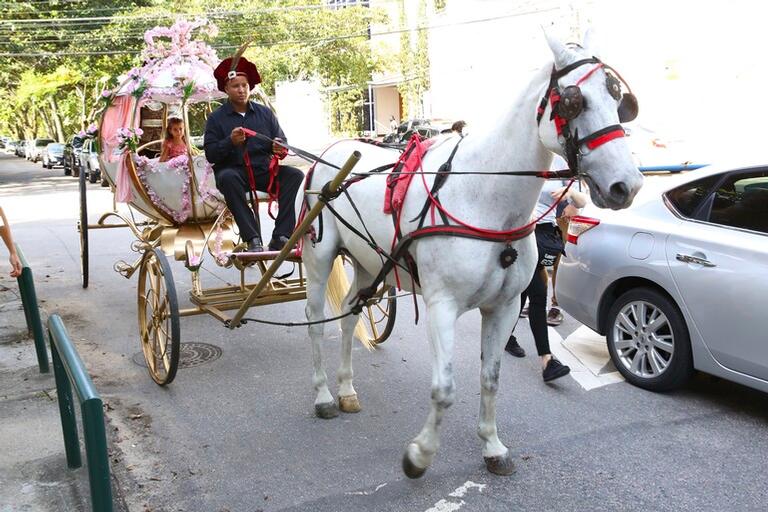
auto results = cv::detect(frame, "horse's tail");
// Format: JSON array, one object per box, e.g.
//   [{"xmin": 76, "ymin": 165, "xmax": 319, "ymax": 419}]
[{"xmin": 326, "ymin": 256, "xmax": 375, "ymax": 351}]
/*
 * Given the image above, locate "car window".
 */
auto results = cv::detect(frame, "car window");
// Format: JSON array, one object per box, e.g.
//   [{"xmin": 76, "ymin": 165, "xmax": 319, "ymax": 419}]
[
  {"xmin": 665, "ymin": 175, "xmax": 721, "ymax": 217},
  {"xmin": 36, "ymin": 139, "xmax": 55, "ymax": 147},
  {"xmin": 707, "ymin": 171, "xmax": 768, "ymax": 234}
]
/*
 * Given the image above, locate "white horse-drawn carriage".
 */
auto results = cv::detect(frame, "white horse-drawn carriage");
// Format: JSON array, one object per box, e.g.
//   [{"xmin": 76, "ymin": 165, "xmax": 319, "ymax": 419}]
[{"xmin": 83, "ymin": 19, "xmax": 645, "ymax": 478}]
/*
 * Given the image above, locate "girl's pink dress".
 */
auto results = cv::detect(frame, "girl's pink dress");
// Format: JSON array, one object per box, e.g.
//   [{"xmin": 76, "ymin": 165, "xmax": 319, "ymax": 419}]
[{"xmin": 164, "ymin": 141, "xmax": 186, "ymax": 160}]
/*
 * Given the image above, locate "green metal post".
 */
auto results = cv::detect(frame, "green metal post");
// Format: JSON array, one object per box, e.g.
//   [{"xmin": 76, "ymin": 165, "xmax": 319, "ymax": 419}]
[
  {"xmin": 16, "ymin": 244, "xmax": 50, "ymax": 373},
  {"xmin": 49, "ymin": 332, "xmax": 82, "ymax": 469},
  {"xmin": 17, "ymin": 270, "xmax": 33, "ymax": 336},
  {"xmin": 82, "ymin": 398, "xmax": 113, "ymax": 512}
]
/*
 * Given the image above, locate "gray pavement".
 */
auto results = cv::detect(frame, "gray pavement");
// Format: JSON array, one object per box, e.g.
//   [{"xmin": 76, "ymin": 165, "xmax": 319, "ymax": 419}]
[{"xmin": 2, "ymin": 152, "xmax": 768, "ymax": 511}]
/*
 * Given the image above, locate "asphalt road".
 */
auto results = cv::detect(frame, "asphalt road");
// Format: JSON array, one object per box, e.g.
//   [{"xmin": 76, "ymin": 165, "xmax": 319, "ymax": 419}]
[{"xmin": 2, "ymin": 152, "xmax": 768, "ymax": 512}]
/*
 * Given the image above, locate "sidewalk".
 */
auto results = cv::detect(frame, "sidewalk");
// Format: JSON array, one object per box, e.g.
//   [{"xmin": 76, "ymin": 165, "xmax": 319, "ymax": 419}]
[{"xmin": 0, "ymin": 274, "xmax": 92, "ymax": 511}]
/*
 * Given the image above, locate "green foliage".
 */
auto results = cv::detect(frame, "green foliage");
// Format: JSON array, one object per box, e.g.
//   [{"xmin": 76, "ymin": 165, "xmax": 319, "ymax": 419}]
[{"xmin": 0, "ymin": 0, "xmax": 391, "ymax": 138}]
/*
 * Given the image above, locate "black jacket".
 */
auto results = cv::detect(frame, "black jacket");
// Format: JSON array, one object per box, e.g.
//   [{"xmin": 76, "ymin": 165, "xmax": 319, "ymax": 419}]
[{"xmin": 203, "ymin": 100, "xmax": 286, "ymax": 174}]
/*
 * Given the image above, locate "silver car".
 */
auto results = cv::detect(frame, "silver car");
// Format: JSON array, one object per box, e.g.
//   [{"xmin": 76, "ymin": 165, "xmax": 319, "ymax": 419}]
[{"xmin": 556, "ymin": 163, "xmax": 768, "ymax": 392}]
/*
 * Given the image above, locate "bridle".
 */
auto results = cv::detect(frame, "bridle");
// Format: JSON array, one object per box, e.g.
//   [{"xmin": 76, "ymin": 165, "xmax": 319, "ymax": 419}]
[{"xmin": 536, "ymin": 56, "xmax": 639, "ymax": 175}]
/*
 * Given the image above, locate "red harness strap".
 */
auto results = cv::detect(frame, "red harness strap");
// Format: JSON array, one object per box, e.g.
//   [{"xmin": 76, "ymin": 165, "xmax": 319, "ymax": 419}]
[{"xmin": 241, "ymin": 128, "xmax": 287, "ymax": 220}]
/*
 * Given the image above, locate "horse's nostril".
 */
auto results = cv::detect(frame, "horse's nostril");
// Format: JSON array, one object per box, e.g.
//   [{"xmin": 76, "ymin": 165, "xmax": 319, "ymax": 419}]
[{"xmin": 609, "ymin": 182, "xmax": 630, "ymax": 203}]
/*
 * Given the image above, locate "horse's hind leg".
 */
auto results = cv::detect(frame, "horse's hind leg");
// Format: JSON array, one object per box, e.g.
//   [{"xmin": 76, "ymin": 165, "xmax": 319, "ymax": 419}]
[
  {"xmin": 303, "ymin": 236, "xmax": 340, "ymax": 419},
  {"xmin": 336, "ymin": 261, "xmax": 373, "ymax": 413},
  {"xmin": 477, "ymin": 299, "xmax": 520, "ymax": 475},
  {"xmin": 403, "ymin": 299, "xmax": 458, "ymax": 479}
]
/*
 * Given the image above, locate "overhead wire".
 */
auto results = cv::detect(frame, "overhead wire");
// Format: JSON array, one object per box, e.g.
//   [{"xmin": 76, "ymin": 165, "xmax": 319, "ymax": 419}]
[{"xmin": 0, "ymin": 7, "xmax": 557, "ymax": 58}]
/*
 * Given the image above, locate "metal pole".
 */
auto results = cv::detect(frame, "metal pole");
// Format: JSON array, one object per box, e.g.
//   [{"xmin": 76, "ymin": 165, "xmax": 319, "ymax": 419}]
[
  {"xmin": 50, "ymin": 333, "xmax": 82, "ymax": 469},
  {"xmin": 16, "ymin": 244, "xmax": 49, "ymax": 372},
  {"xmin": 228, "ymin": 150, "xmax": 361, "ymax": 327},
  {"xmin": 82, "ymin": 398, "xmax": 113, "ymax": 512}
]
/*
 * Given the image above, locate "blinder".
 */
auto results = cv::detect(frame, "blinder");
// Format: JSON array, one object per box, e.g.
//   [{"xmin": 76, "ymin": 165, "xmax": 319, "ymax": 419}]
[
  {"xmin": 606, "ymin": 71, "xmax": 638, "ymax": 123},
  {"xmin": 552, "ymin": 70, "xmax": 638, "ymax": 124},
  {"xmin": 555, "ymin": 85, "xmax": 584, "ymax": 121}
]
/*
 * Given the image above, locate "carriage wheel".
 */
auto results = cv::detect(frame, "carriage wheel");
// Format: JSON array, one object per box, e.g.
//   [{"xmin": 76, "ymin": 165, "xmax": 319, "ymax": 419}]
[
  {"xmin": 362, "ymin": 286, "xmax": 397, "ymax": 345},
  {"xmin": 137, "ymin": 247, "xmax": 181, "ymax": 385},
  {"xmin": 78, "ymin": 168, "xmax": 89, "ymax": 288}
]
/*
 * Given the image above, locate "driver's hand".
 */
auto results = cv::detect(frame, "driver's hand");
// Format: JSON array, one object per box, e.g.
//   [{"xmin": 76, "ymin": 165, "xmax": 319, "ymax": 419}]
[{"xmin": 230, "ymin": 127, "xmax": 246, "ymax": 146}]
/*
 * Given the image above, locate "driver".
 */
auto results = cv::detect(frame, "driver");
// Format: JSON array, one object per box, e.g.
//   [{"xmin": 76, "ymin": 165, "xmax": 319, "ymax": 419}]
[{"xmin": 204, "ymin": 56, "xmax": 303, "ymax": 252}]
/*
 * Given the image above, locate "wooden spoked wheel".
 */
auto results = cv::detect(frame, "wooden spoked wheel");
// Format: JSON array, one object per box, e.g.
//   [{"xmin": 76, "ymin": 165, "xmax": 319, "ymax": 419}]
[
  {"xmin": 137, "ymin": 247, "xmax": 180, "ymax": 385},
  {"xmin": 78, "ymin": 168, "xmax": 89, "ymax": 288},
  {"xmin": 362, "ymin": 285, "xmax": 397, "ymax": 345}
]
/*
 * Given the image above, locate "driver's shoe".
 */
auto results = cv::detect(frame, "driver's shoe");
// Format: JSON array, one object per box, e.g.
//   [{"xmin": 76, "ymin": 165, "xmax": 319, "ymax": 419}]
[{"xmin": 246, "ymin": 235, "xmax": 264, "ymax": 253}]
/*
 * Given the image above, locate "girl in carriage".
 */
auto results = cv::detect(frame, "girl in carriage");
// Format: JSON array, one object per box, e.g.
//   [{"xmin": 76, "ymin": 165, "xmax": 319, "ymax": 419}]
[{"xmin": 159, "ymin": 117, "xmax": 187, "ymax": 162}]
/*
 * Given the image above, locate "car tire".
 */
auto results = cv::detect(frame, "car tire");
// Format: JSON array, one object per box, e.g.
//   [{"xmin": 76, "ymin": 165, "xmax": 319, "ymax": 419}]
[
  {"xmin": 606, "ymin": 287, "xmax": 693, "ymax": 391},
  {"xmin": 88, "ymin": 166, "xmax": 98, "ymax": 183}
]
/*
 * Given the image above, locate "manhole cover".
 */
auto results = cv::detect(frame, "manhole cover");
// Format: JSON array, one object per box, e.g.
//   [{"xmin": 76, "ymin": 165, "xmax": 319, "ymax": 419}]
[{"xmin": 132, "ymin": 343, "xmax": 222, "ymax": 369}]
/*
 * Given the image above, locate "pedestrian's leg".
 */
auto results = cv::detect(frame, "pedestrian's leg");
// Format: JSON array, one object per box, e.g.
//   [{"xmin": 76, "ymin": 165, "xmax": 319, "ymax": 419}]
[
  {"xmin": 215, "ymin": 167, "xmax": 260, "ymax": 242},
  {"xmin": 526, "ymin": 265, "xmax": 550, "ymax": 363}
]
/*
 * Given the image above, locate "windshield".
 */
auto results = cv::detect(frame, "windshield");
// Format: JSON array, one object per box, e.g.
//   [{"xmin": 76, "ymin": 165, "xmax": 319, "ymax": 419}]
[
  {"xmin": 48, "ymin": 144, "xmax": 65, "ymax": 153},
  {"xmin": 36, "ymin": 139, "xmax": 55, "ymax": 147}
]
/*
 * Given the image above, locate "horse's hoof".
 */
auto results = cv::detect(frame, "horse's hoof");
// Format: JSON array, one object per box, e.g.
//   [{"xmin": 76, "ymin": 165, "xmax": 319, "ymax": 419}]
[
  {"xmin": 315, "ymin": 401, "xmax": 339, "ymax": 419},
  {"xmin": 402, "ymin": 452, "xmax": 427, "ymax": 479},
  {"xmin": 338, "ymin": 394, "xmax": 361, "ymax": 413},
  {"xmin": 484, "ymin": 453, "xmax": 516, "ymax": 476}
]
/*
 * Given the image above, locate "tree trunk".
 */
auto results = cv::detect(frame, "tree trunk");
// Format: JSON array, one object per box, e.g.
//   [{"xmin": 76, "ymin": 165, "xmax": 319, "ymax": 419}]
[
  {"xmin": 39, "ymin": 106, "xmax": 55, "ymax": 140},
  {"xmin": 48, "ymin": 96, "xmax": 66, "ymax": 142}
]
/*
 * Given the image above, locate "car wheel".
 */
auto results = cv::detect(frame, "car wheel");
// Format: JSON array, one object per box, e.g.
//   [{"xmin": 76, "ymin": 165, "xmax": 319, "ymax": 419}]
[
  {"xmin": 606, "ymin": 287, "xmax": 693, "ymax": 391},
  {"xmin": 88, "ymin": 166, "xmax": 98, "ymax": 183}
]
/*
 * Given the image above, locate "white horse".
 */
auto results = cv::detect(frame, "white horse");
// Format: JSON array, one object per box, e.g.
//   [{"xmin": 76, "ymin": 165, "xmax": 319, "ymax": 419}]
[{"xmin": 301, "ymin": 32, "xmax": 643, "ymax": 477}]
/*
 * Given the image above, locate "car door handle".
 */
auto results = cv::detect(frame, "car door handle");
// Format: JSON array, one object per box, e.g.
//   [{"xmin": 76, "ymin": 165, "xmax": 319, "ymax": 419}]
[{"xmin": 676, "ymin": 253, "xmax": 716, "ymax": 267}]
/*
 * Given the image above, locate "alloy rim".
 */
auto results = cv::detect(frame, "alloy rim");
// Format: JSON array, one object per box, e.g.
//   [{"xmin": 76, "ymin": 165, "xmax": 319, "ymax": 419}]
[{"xmin": 612, "ymin": 300, "xmax": 674, "ymax": 378}]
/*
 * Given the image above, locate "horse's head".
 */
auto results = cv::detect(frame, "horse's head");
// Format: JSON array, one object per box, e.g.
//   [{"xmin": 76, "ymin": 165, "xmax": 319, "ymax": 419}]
[{"xmin": 538, "ymin": 31, "xmax": 643, "ymax": 210}]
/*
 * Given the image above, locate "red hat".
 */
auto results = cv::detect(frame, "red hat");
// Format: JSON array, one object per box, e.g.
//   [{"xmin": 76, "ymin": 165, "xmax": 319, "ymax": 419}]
[{"xmin": 213, "ymin": 56, "xmax": 261, "ymax": 92}]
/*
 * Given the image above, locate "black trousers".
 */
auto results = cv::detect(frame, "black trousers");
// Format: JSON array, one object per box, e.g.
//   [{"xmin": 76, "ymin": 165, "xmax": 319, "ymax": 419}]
[
  {"xmin": 214, "ymin": 165, "xmax": 304, "ymax": 242},
  {"xmin": 519, "ymin": 265, "xmax": 551, "ymax": 356}
]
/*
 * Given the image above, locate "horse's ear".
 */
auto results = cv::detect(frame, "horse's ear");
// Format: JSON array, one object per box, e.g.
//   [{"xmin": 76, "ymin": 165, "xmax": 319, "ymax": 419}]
[
  {"xmin": 582, "ymin": 28, "xmax": 600, "ymax": 56},
  {"xmin": 543, "ymin": 29, "xmax": 574, "ymax": 69}
]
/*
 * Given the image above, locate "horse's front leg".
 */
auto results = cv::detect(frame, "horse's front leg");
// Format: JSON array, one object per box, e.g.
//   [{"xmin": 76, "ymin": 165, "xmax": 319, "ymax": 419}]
[
  {"xmin": 478, "ymin": 298, "xmax": 520, "ymax": 475},
  {"xmin": 303, "ymin": 242, "xmax": 340, "ymax": 419},
  {"xmin": 403, "ymin": 299, "xmax": 458, "ymax": 479}
]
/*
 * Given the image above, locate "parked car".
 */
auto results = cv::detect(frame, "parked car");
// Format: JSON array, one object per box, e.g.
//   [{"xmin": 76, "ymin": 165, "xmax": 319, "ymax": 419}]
[
  {"xmin": 4, "ymin": 140, "xmax": 18, "ymax": 154},
  {"xmin": 42, "ymin": 143, "xmax": 65, "ymax": 169},
  {"xmin": 79, "ymin": 139, "xmax": 101, "ymax": 183},
  {"xmin": 382, "ymin": 118, "xmax": 454, "ymax": 144},
  {"xmin": 29, "ymin": 138, "xmax": 56, "ymax": 162},
  {"xmin": 556, "ymin": 163, "xmax": 768, "ymax": 393},
  {"xmin": 15, "ymin": 140, "xmax": 26, "ymax": 158},
  {"xmin": 64, "ymin": 135, "xmax": 85, "ymax": 176}
]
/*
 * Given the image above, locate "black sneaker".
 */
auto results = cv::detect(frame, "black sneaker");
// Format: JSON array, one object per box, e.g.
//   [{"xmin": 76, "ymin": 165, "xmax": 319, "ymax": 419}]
[
  {"xmin": 268, "ymin": 235, "xmax": 291, "ymax": 252},
  {"xmin": 542, "ymin": 357, "xmax": 570, "ymax": 382},
  {"xmin": 504, "ymin": 335, "xmax": 525, "ymax": 358}
]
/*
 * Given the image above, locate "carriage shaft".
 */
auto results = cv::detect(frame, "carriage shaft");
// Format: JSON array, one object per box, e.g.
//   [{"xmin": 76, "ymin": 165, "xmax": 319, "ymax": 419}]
[{"xmin": 227, "ymin": 150, "xmax": 362, "ymax": 328}]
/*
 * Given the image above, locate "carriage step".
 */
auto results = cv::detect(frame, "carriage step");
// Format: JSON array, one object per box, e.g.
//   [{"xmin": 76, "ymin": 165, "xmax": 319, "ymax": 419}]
[{"xmin": 228, "ymin": 249, "xmax": 302, "ymax": 262}]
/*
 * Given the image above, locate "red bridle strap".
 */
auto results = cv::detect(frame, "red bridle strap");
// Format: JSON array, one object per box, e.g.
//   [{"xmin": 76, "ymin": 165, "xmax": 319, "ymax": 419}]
[{"xmin": 579, "ymin": 125, "xmax": 626, "ymax": 151}]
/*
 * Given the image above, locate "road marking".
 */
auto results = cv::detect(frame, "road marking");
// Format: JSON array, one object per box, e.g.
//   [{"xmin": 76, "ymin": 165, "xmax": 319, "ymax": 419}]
[
  {"xmin": 345, "ymin": 483, "xmax": 387, "ymax": 496},
  {"xmin": 549, "ymin": 326, "xmax": 625, "ymax": 391},
  {"xmin": 424, "ymin": 481, "xmax": 486, "ymax": 512}
]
